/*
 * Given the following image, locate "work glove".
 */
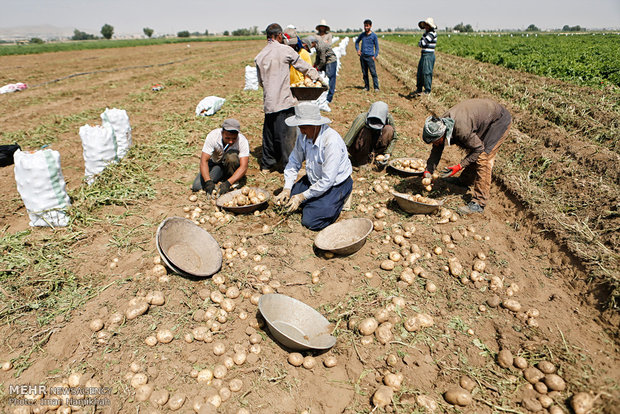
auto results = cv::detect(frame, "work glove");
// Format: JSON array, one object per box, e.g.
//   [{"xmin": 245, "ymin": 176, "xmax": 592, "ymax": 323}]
[
  {"xmin": 423, "ymin": 171, "xmax": 432, "ymax": 179},
  {"xmin": 440, "ymin": 164, "xmax": 462, "ymax": 178},
  {"xmin": 375, "ymin": 153, "xmax": 390, "ymax": 169},
  {"xmin": 285, "ymin": 193, "xmax": 306, "ymax": 214},
  {"xmin": 219, "ymin": 180, "xmax": 232, "ymax": 196},
  {"xmin": 203, "ymin": 180, "xmax": 215, "ymax": 197},
  {"xmin": 274, "ymin": 188, "xmax": 291, "ymax": 206}
]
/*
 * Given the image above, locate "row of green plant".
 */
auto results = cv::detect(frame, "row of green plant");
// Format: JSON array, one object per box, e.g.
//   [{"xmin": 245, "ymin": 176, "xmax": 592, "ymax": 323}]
[
  {"xmin": 0, "ymin": 35, "xmax": 263, "ymax": 56},
  {"xmin": 385, "ymin": 33, "xmax": 620, "ymax": 88}
]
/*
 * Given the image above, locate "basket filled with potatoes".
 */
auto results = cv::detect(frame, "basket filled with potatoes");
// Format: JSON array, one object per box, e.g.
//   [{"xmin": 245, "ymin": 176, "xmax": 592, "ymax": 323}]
[
  {"xmin": 216, "ymin": 187, "xmax": 270, "ymax": 214},
  {"xmin": 291, "ymin": 77, "xmax": 327, "ymax": 100},
  {"xmin": 391, "ymin": 191, "xmax": 443, "ymax": 214},
  {"xmin": 387, "ymin": 157, "xmax": 426, "ymax": 176}
]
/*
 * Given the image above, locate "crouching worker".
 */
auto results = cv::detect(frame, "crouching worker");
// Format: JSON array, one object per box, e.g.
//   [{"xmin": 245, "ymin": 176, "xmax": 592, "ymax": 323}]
[
  {"xmin": 422, "ymin": 98, "xmax": 512, "ymax": 214},
  {"xmin": 273, "ymin": 102, "xmax": 353, "ymax": 231},
  {"xmin": 191, "ymin": 118, "xmax": 250, "ymax": 197},
  {"xmin": 343, "ymin": 101, "xmax": 397, "ymax": 168}
]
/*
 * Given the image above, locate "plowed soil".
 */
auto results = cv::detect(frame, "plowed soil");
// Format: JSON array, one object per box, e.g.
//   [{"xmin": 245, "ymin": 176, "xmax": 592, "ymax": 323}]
[{"xmin": 0, "ymin": 38, "xmax": 618, "ymax": 414}]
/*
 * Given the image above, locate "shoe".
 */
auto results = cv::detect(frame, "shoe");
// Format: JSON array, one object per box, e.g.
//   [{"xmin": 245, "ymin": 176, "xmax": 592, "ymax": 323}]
[
  {"xmin": 458, "ymin": 201, "xmax": 484, "ymax": 215},
  {"xmin": 374, "ymin": 88, "xmax": 380, "ymax": 91}
]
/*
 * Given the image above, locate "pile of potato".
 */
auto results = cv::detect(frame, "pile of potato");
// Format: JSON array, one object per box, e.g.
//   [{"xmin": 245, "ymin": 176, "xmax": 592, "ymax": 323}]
[
  {"xmin": 402, "ymin": 193, "xmax": 441, "ymax": 206},
  {"xmin": 292, "ymin": 77, "xmax": 324, "ymax": 88},
  {"xmin": 223, "ymin": 188, "xmax": 266, "ymax": 208},
  {"xmin": 391, "ymin": 158, "xmax": 425, "ymax": 173}
]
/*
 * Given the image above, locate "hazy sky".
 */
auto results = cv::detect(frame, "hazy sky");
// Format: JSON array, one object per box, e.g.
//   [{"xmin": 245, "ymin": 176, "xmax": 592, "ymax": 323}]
[{"xmin": 1, "ymin": 0, "xmax": 619, "ymax": 35}]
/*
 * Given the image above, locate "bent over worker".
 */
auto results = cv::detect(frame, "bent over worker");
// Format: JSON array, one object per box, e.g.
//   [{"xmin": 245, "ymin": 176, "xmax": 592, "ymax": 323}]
[
  {"xmin": 273, "ymin": 102, "xmax": 353, "ymax": 231},
  {"xmin": 422, "ymin": 98, "xmax": 512, "ymax": 214}
]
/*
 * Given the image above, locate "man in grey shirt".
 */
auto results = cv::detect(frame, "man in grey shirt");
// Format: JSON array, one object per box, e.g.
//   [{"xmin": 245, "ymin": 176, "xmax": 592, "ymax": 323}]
[{"xmin": 255, "ymin": 23, "xmax": 319, "ymax": 172}]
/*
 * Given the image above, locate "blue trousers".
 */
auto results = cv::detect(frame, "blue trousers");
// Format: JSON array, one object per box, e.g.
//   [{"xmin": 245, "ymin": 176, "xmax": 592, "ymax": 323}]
[
  {"xmin": 325, "ymin": 61, "xmax": 338, "ymax": 103},
  {"xmin": 291, "ymin": 175, "xmax": 353, "ymax": 231},
  {"xmin": 416, "ymin": 52, "xmax": 435, "ymax": 93},
  {"xmin": 360, "ymin": 55, "xmax": 379, "ymax": 90}
]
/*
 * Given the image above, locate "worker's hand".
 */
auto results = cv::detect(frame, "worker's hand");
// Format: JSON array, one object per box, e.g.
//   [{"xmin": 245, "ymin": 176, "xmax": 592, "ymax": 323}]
[
  {"xmin": 357, "ymin": 50, "xmax": 361, "ymax": 56},
  {"xmin": 285, "ymin": 193, "xmax": 306, "ymax": 213},
  {"xmin": 274, "ymin": 188, "xmax": 291, "ymax": 206},
  {"xmin": 218, "ymin": 180, "xmax": 232, "ymax": 196},
  {"xmin": 440, "ymin": 164, "xmax": 462, "ymax": 178},
  {"xmin": 375, "ymin": 154, "xmax": 390, "ymax": 169},
  {"xmin": 423, "ymin": 171, "xmax": 432, "ymax": 179},
  {"xmin": 203, "ymin": 180, "xmax": 215, "ymax": 197}
]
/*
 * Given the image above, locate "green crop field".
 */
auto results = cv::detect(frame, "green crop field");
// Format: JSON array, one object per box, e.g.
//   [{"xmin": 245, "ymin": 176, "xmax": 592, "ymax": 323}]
[
  {"xmin": 0, "ymin": 35, "xmax": 263, "ymax": 56},
  {"xmin": 386, "ymin": 32, "xmax": 620, "ymax": 88}
]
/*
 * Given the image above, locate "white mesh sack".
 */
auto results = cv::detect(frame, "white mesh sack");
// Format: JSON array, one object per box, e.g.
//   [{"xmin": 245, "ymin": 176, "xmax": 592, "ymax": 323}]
[
  {"xmin": 195, "ymin": 96, "xmax": 226, "ymax": 116},
  {"xmin": 101, "ymin": 108, "xmax": 132, "ymax": 159},
  {"xmin": 14, "ymin": 149, "xmax": 71, "ymax": 227},
  {"xmin": 79, "ymin": 124, "xmax": 117, "ymax": 184},
  {"xmin": 244, "ymin": 65, "xmax": 259, "ymax": 90}
]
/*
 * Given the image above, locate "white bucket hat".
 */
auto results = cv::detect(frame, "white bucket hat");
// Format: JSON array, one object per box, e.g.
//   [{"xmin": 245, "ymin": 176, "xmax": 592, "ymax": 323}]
[
  {"xmin": 316, "ymin": 19, "xmax": 330, "ymax": 32},
  {"xmin": 418, "ymin": 17, "xmax": 437, "ymax": 30},
  {"xmin": 285, "ymin": 102, "xmax": 332, "ymax": 127}
]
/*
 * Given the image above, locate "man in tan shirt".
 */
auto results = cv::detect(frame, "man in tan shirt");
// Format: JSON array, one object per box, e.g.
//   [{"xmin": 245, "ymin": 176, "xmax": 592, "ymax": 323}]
[
  {"xmin": 255, "ymin": 23, "xmax": 319, "ymax": 172},
  {"xmin": 422, "ymin": 98, "xmax": 512, "ymax": 215}
]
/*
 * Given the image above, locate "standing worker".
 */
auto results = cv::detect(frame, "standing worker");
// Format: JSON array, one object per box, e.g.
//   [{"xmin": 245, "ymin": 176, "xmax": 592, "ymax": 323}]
[
  {"xmin": 303, "ymin": 36, "xmax": 338, "ymax": 104},
  {"xmin": 422, "ymin": 98, "xmax": 512, "ymax": 214},
  {"xmin": 355, "ymin": 19, "xmax": 380, "ymax": 91},
  {"xmin": 283, "ymin": 27, "xmax": 313, "ymax": 86},
  {"xmin": 273, "ymin": 102, "xmax": 353, "ymax": 231},
  {"xmin": 255, "ymin": 23, "xmax": 319, "ymax": 172},
  {"xmin": 315, "ymin": 19, "xmax": 333, "ymax": 45},
  {"xmin": 415, "ymin": 17, "xmax": 437, "ymax": 95}
]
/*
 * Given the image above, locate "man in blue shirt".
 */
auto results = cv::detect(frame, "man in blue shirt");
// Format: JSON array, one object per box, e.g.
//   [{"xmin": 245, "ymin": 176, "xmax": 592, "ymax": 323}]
[
  {"xmin": 355, "ymin": 19, "xmax": 380, "ymax": 91},
  {"xmin": 274, "ymin": 102, "xmax": 353, "ymax": 231}
]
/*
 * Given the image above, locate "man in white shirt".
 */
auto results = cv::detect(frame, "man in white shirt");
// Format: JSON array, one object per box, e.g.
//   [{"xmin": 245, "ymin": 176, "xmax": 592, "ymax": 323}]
[
  {"xmin": 274, "ymin": 102, "xmax": 353, "ymax": 231},
  {"xmin": 191, "ymin": 119, "xmax": 250, "ymax": 197}
]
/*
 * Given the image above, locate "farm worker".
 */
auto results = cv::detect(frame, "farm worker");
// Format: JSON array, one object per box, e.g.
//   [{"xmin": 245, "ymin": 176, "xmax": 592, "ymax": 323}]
[
  {"xmin": 191, "ymin": 118, "xmax": 250, "ymax": 197},
  {"xmin": 355, "ymin": 19, "xmax": 380, "ymax": 91},
  {"xmin": 255, "ymin": 23, "xmax": 319, "ymax": 172},
  {"xmin": 415, "ymin": 17, "xmax": 437, "ymax": 94},
  {"xmin": 315, "ymin": 19, "xmax": 333, "ymax": 45},
  {"xmin": 273, "ymin": 102, "xmax": 353, "ymax": 231},
  {"xmin": 343, "ymin": 101, "xmax": 397, "ymax": 168},
  {"xmin": 302, "ymin": 36, "xmax": 338, "ymax": 103},
  {"xmin": 422, "ymin": 98, "xmax": 512, "ymax": 214},
  {"xmin": 282, "ymin": 27, "xmax": 312, "ymax": 86}
]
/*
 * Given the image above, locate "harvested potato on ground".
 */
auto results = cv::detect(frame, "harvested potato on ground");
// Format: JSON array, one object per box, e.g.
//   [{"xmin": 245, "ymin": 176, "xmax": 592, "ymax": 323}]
[
  {"xmin": 444, "ymin": 386, "xmax": 472, "ymax": 406},
  {"xmin": 571, "ymin": 392, "xmax": 595, "ymax": 414},
  {"xmin": 372, "ymin": 385, "xmax": 394, "ymax": 408},
  {"xmin": 497, "ymin": 349, "xmax": 513, "ymax": 369},
  {"xmin": 358, "ymin": 317, "xmax": 379, "ymax": 336}
]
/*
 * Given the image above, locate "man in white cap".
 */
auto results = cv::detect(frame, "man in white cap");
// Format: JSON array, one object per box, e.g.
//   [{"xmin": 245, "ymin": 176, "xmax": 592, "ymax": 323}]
[
  {"xmin": 191, "ymin": 118, "xmax": 250, "ymax": 197},
  {"xmin": 422, "ymin": 98, "xmax": 512, "ymax": 214},
  {"xmin": 415, "ymin": 17, "xmax": 438, "ymax": 94},
  {"xmin": 273, "ymin": 102, "xmax": 353, "ymax": 230},
  {"xmin": 343, "ymin": 101, "xmax": 397, "ymax": 168}
]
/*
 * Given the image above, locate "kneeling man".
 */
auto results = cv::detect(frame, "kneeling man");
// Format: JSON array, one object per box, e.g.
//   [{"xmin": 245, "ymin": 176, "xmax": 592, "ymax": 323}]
[{"xmin": 274, "ymin": 102, "xmax": 353, "ymax": 230}]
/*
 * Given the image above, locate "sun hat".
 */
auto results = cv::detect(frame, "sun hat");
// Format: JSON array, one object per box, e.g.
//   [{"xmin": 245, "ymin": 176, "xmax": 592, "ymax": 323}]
[
  {"xmin": 285, "ymin": 102, "xmax": 332, "ymax": 127},
  {"xmin": 283, "ymin": 27, "xmax": 299, "ymax": 46},
  {"xmin": 422, "ymin": 116, "xmax": 455, "ymax": 144},
  {"xmin": 316, "ymin": 19, "xmax": 330, "ymax": 32},
  {"xmin": 222, "ymin": 118, "xmax": 241, "ymax": 132},
  {"xmin": 418, "ymin": 17, "xmax": 437, "ymax": 30}
]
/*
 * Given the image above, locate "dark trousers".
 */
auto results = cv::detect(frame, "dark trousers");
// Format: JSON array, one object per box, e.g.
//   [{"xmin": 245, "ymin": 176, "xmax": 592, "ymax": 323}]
[
  {"xmin": 261, "ymin": 107, "xmax": 296, "ymax": 171},
  {"xmin": 416, "ymin": 52, "xmax": 435, "ymax": 93},
  {"xmin": 349, "ymin": 125, "xmax": 394, "ymax": 166},
  {"xmin": 360, "ymin": 55, "xmax": 379, "ymax": 90},
  {"xmin": 191, "ymin": 151, "xmax": 240, "ymax": 192},
  {"xmin": 290, "ymin": 175, "xmax": 353, "ymax": 231},
  {"xmin": 325, "ymin": 61, "xmax": 338, "ymax": 102}
]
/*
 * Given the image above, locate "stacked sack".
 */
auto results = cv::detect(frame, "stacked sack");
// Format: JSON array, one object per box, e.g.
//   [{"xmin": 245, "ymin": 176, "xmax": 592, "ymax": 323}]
[
  {"xmin": 80, "ymin": 108, "xmax": 132, "ymax": 184},
  {"xmin": 14, "ymin": 149, "xmax": 71, "ymax": 227}
]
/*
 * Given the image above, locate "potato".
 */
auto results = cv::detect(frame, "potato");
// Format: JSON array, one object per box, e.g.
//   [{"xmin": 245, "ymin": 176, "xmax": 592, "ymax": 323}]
[
  {"xmin": 156, "ymin": 329, "xmax": 174, "ymax": 344},
  {"xmin": 125, "ymin": 300, "xmax": 149, "ymax": 320},
  {"xmin": 444, "ymin": 386, "xmax": 472, "ymax": 406},
  {"xmin": 383, "ymin": 373, "xmax": 402, "ymax": 391},
  {"xmin": 213, "ymin": 364, "xmax": 227, "ymax": 379},
  {"xmin": 524, "ymin": 367, "xmax": 545, "ymax": 384},
  {"xmin": 472, "ymin": 259, "xmax": 486, "ymax": 272},
  {"xmin": 135, "ymin": 383, "xmax": 154, "ymax": 402},
  {"xmin": 380, "ymin": 259, "xmax": 395, "ymax": 270},
  {"xmin": 229, "ymin": 378, "xmax": 243, "ymax": 392},
  {"xmin": 197, "ymin": 369, "xmax": 213, "ymax": 383},
  {"xmin": 544, "ymin": 374, "xmax": 566, "ymax": 391},
  {"xmin": 502, "ymin": 299, "xmax": 522, "ymax": 312},
  {"xmin": 497, "ymin": 349, "xmax": 513, "ymax": 369},
  {"xmin": 150, "ymin": 389, "xmax": 170, "ymax": 406},
  {"xmin": 146, "ymin": 290, "xmax": 165, "ymax": 306},
  {"xmin": 358, "ymin": 317, "xmax": 379, "ymax": 336},
  {"xmin": 404, "ymin": 313, "xmax": 434, "ymax": 332},
  {"xmin": 89, "ymin": 318, "xmax": 104, "ymax": 332},
  {"xmin": 323, "ymin": 356, "xmax": 337, "ymax": 368},
  {"xmin": 513, "ymin": 356, "xmax": 528, "ymax": 370},
  {"xmin": 375, "ymin": 322, "xmax": 393, "ymax": 344},
  {"xmin": 571, "ymin": 392, "xmax": 594, "ymax": 414},
  {"xmin": 372, "ymin": 385, "xmax": 394, "ymax": 408},
  {"xmin": 522, "ymin": 397, "xmax": 543, "ymax": 412},
  {"xmin": 302, "ymin": 356, "xmax": 317, "ymax": 370},
  {"xmin": 422, "ymin": 177, "xmax": 432, "ymax": 186},
  {"xmin": 538, "ymin": 360, "xmax": 556, "ymax": 374},
  {"xmin": 459, "ymin": 375, "xmax": 476, "ymax": 391},
  {"xmin": 288, "ymin": 353, "xmax": 304, "ymax": 367},
  {"xmin": 549, "ymin": 405, "xmax": 566, "ymax": 414}
]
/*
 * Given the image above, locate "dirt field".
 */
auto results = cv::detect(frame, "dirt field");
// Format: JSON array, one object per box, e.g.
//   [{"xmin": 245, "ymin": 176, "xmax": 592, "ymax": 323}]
[{"xmin": 0, "ymin": 38, "xmax": 618, "ymax": 413}]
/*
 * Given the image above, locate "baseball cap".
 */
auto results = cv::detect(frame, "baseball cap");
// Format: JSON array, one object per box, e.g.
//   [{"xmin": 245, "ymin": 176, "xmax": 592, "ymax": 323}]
[{"xmin": 222, "ymin": 119, "xmax": 241, "ymax": 132}]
